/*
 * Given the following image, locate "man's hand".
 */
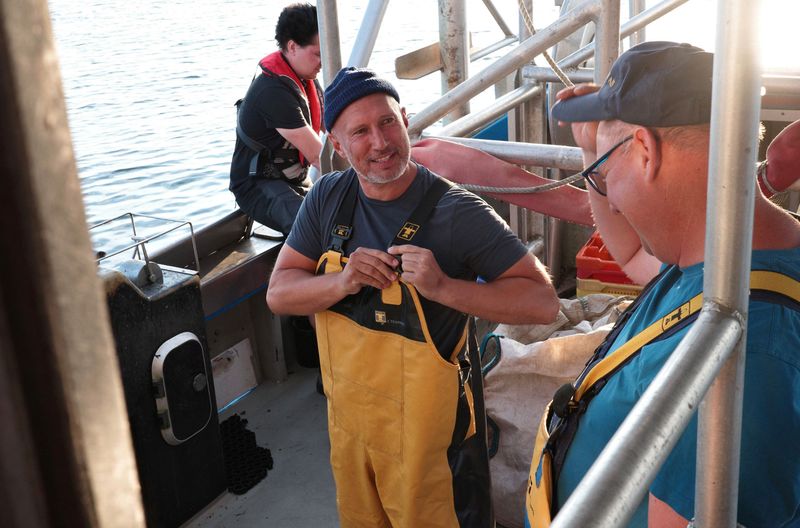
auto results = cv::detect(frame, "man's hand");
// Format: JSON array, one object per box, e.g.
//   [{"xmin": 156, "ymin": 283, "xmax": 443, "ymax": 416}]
[
  {"xmin": 555, "ymin": 84, "xmax": 601, "ymax": 158},
  {"xmin": 387, "ymin": 245, "xmax": 445, "ymax": 300},
  {"xmin": 340, "ymin": 247, "xmax": 399, "ymax": 294}
]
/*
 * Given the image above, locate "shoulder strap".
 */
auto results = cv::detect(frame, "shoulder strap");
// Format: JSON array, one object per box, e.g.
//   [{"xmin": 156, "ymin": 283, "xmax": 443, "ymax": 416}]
[
  {"xmin": 390, "ymin": 177, "xmax": 452, "ymax": 246},
  {"xmin": 235, "ymin": 71, "xmax": 268, "ymax": 154},
  {"xmin": 750, "ymin": 270, "xmax": 800, "ymax": 308},
  {"xmin": 327, "ymin": 174, "xmax": 360, "ymax": 253},
  {"xmin": 543, "ymin": 268, "xmax": 800, "ymax": 507},
  {"xmin": 236, "ymin": 113, "xmax": 268, "ymax": 153},
  {"xmin": 326, "ymin": 175, "xmax": 453, "ymax": 254},
  {"xmin": 573, "ymin": 269, "xmax": 800, "ymax": 404}
]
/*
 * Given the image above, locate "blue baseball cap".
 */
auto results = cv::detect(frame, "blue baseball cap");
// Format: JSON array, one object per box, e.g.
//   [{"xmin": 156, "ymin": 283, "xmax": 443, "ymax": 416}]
[{"xmin": 551, "ymin": 41, "xmax": 713, "ymax": 127}]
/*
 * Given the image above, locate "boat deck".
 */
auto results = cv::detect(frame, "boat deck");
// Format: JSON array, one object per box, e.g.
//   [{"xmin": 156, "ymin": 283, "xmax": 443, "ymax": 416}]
[{"xmin": 184, "ymin": 367, "xmax": 339, "ymax": 527}]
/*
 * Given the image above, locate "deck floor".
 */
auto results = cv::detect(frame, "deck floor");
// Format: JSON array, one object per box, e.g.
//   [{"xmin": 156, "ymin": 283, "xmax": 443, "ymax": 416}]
[{"xmin": 184, "ymin": 367, "xmax": 339, "ymax": 528}]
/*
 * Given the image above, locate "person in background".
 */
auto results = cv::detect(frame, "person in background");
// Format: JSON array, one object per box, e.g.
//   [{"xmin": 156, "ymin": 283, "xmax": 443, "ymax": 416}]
[
  {"xmin": 229, "ymin": 3, "xmax": 323, "ymax": 235},
  {"xmin": 524, "ymin": 41, "xmax": 800, "ymax": 527},
  {"xmin": 267, "ymin": 67, "xmax": 559, "ymax": 528}
]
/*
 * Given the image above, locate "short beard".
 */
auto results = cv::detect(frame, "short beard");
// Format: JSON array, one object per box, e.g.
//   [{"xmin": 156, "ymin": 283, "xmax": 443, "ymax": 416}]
[{"xmin": 357, "ymin": 151, "xmax": 412, "ymax": 185}]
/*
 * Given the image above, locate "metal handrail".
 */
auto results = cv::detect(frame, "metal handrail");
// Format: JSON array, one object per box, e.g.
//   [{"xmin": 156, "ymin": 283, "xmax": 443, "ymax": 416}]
[
  {"xmin": 422, "ymin": 136, "xmax": 584, "ymax": 171},
  {"xmin": 435, "ymin": 83, "xmax": 543, "ymax": 138},
  {"xmin": 407, "ymin": 0, "xmax": 690, "ymax": 139},
  {"xmin": 558, "ymin": 0, "xmax": 692, "ymax": 68},
  {"xmin": 90, "ymin": 213, "xmax": 200, "ymax": 274}
]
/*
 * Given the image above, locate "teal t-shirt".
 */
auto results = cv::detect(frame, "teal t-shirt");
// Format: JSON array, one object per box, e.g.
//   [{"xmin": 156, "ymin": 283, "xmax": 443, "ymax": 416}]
[{"xmin": 556, "ymin": 248, "xmax": 800, "ymax": 527}]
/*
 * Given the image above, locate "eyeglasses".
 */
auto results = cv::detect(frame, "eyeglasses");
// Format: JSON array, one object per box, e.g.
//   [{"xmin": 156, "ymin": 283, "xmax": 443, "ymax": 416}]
[{"xmin": 580, "ymin": 135, "xmax": 633, "ymax": 196}]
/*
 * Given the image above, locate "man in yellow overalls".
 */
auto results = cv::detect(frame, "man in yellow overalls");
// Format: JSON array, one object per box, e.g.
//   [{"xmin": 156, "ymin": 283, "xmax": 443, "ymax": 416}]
[{"xmin": 267, "ymin": 67, "xmax": 559, "ymax": 527}]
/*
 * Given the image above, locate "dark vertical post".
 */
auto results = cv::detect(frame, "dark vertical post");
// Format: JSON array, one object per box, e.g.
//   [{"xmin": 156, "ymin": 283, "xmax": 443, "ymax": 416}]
[{"xmin": 0, "ymin": 0, "xmax": 145, "ymax": 525}]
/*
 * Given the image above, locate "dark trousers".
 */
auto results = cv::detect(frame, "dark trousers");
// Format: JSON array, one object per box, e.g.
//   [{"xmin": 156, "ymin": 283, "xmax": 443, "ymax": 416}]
[{"xmin": 233, "ymin": 178, "xmax": 307, "ymax": 235}]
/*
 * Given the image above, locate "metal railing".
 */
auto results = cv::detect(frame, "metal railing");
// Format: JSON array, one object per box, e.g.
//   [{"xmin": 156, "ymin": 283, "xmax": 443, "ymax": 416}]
[{"xmin": 90, "ymin": 213, "xmax": 200, "ymax": 274}]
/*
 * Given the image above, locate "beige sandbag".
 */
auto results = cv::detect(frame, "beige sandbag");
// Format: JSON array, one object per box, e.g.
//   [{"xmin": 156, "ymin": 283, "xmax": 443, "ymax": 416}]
[{"xmin": 484, "ymin": 294, "xmax": 631, "ymax": 528}]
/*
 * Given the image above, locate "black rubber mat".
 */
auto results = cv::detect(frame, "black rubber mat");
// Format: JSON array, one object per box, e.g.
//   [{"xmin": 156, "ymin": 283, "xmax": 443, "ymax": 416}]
[{"xmin": 219, "ymin": 414, "xmax": 274, "ymax": 495}]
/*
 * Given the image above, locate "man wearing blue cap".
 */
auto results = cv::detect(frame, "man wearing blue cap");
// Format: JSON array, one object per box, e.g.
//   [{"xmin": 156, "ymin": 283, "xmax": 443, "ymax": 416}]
[
  {"xmin": 267, "ymin": 67, "xmax": 559, "ymax": 527},
  {"xmin": 525, "ymin": 42, "xmax": 800, "ymax": 527}
]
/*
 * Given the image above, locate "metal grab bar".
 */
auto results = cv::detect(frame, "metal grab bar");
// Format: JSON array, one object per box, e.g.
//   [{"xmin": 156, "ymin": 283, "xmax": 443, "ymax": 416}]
[
  {"xmin": 317, "ymin": 0, "xmax": 342, "ymax": 87},
  {"xmin": 91, "ymin": 213, "xmax": 200, "ymax": 274},
  {"xmin": 436, "ymin": 83, "xmax": 543, "ymax": 138},
  {"xmin": 421, "ymin": 136, "xmax": 584, "ymax": 171}
]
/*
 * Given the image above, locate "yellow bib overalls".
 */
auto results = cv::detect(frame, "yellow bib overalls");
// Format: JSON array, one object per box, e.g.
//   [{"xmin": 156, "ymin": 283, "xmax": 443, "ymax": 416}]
[{"xmin": 315, "ymin": 177, "xmax": 493, "ymax": 528}]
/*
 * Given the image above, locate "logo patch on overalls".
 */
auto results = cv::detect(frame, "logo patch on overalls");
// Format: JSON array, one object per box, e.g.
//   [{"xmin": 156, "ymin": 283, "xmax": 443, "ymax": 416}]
[
  {"xmin": 397, "ymin": 222, "xmax": 420, "ymax": 241},
  {"xmin": 661, "ymin": 302, "xmax": 691, "ymax": 331},
  {"xmin": 333, "ymin": 224, "xmax": 352, "ymax": 238},
  {"xmin": 375, "ymin": 311, "xmax": 387, "ymax": 324}
]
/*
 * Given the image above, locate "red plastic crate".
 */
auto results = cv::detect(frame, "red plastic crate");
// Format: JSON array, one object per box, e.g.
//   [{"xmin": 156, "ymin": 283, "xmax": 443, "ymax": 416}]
[{"xmin": 576, "ymin": 231, "xmax": 635, "ymax": 285}]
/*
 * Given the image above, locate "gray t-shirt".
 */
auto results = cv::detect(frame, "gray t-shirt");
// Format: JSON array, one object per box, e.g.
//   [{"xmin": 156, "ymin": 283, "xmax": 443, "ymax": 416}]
[{"xmin": 287, "ymin": 165, "xmax": 528, "ymax": 356}]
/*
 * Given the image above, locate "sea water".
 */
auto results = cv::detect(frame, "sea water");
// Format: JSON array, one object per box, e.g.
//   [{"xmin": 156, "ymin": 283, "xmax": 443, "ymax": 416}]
[
  {"xmin": 49, "ymin": 0, "xmax": 546, "ymax": 255},
  {"xmin": 49, "ymin": 0, "xmax": 730, "ymax": 255}
]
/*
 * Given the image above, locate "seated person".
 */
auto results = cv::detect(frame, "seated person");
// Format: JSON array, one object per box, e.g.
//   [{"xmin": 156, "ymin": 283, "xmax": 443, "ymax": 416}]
[
  {"xmin": 229, "ymin": 3, "xmax": 323, "ymax": 235},
  {"xmin": 524, "ymin": 41, "xmax": 800, "ymax": 528}
]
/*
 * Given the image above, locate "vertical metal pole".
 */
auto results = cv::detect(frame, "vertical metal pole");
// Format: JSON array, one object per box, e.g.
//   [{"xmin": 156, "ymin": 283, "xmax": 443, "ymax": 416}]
[
  {"xmin": 628, "ymin": 0, "xmax": 646, "ymax": 46},
  {"xmin": 509, "ymin": 0, "xmax": 536, "ymax": 243},
  {"xmin": 317, "ymin": 0, "xmax": 342, "ymax": 87},
  {"xmin": 438, "ymin": 0, "xmax": 470, "ymax": 123},
  {"xmin": 346, "ymin": 0, "xmax": 390, "ymax": 68},
  {"xmin": 317, "ymin": 0, "xmax": 343, "ymax": 174},
  {"xmin": 695, "ymin": 0, "xmax": 763, "ymax": 525},
  {"xmin": 594, "ymin": 0, "xmax": 621, "ymax": 82}
]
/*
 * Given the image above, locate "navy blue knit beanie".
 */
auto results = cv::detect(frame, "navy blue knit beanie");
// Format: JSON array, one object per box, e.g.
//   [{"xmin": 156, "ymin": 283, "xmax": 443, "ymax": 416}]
[{"xmin": 323, "ymin": 67, "xmax": 400, "ymax": 131}]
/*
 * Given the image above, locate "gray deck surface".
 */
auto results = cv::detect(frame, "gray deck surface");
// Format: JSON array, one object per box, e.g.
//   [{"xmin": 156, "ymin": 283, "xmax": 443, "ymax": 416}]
[{"xmin": 184, "ymin": 367, "xmax": 339, "ymax": 528}]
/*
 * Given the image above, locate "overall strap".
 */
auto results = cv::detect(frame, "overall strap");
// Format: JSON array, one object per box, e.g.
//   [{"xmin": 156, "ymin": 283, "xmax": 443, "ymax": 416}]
[
  {"xmin": 574, "ymin": 292, "xmax": 702, "ymax": 400},
  {"xmin": 390, "ymin": 177, "xmax": 452, "ymax": 246},
  {"xmin": 326, "ymin": 175, "xmax": 453, "ymax": 254},
  {"xmin": 573, "ymin": 269, "xmax": 800, "ymax": 404},
  {"xmin": 545, "ymin": 268, "xmax": 800, "ymax": 508},
  {"xmin": 327, "ymin": 174, "xmax": 360, "ymax": 254}
]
